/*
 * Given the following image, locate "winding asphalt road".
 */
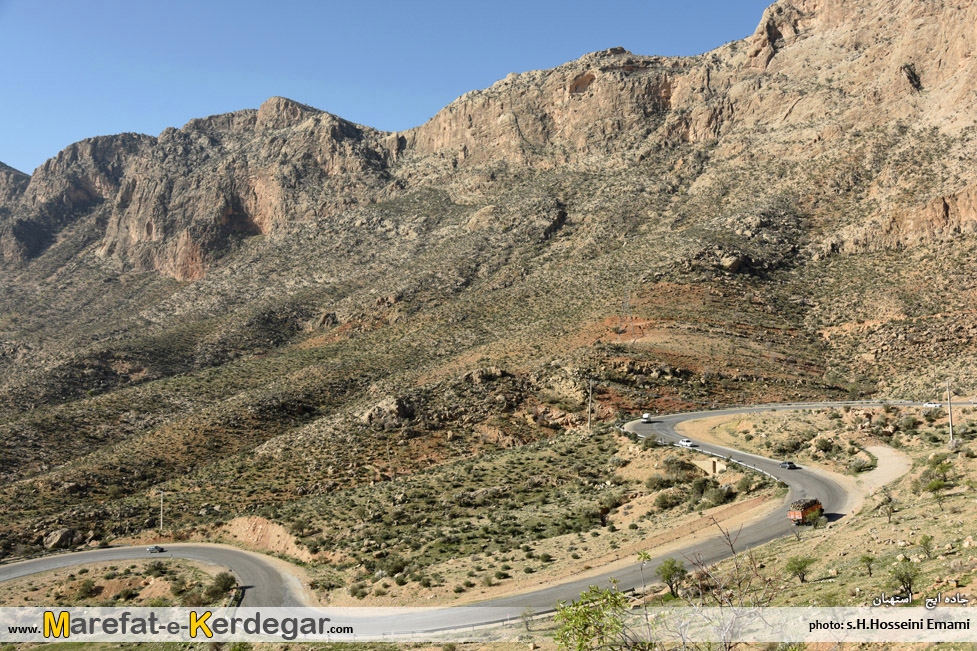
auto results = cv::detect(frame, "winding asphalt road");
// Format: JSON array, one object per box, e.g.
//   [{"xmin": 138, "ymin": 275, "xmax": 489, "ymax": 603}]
[
  {"xmin": 0, "ymin": 400, "xmax": 920, "ymax": 635},
  {"xmin": 0, "ymin": 543, "xmax": 306, "ymax": 607}
]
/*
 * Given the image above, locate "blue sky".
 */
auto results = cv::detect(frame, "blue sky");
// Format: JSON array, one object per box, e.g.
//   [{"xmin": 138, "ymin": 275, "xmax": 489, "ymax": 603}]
[{"xmin": 0, "ymin": 0, "xmax": 773, "ymax": 174}]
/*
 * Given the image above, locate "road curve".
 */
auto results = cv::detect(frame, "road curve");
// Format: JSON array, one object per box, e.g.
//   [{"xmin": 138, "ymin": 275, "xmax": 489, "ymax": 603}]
[
  {"xmin": 468, "ymin": 401, "xmax": 895, "ymax": 610},
  {"xmin": 0, "ymin": 401, "xmax": 918, "ymax": 634},
  {"xmin": 0, "ymin": 543, "xmax": 306, "ymax": 607},
  {"xmin": 372, "ymin": 400, "xmax": 916, "ymax": 634}
]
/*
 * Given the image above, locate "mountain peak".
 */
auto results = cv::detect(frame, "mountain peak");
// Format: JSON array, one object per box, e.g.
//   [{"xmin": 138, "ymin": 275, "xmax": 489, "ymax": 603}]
[
  {"xmin": 0, "ymin": 161, "xmax": 27, "ymax": 177},
  {"xmin": 0, "ymin": 160, "xmax": 30, "ymax": 204},
  {"xmin": 257, "ymin": 96, "xmax": 322, "ymax": 129}
]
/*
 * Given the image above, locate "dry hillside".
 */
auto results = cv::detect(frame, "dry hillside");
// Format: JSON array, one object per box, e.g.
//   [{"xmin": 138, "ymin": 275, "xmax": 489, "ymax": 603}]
[{"xmin": 0, "ymin": 0, "xmax": 976, "ymax": 572}]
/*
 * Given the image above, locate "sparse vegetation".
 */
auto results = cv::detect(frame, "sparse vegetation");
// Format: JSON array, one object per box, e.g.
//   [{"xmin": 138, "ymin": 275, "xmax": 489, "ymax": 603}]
[
  {"xmin": 785, "ymin": 556, "xmax": 815, "ymax": 583},
  {"xmin": 3, "ymin": 6, "xmax": 977, "ymax": 624}
]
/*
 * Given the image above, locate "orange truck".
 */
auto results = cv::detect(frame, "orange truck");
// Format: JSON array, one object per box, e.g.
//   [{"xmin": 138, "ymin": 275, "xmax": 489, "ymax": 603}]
[{"xmin": 788, "ymin": 498, "xmax": 823, "ymax": 525}]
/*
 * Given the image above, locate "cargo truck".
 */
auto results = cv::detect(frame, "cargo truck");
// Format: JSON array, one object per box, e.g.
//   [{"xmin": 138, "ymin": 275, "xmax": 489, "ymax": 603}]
[{"xmin": 788, "ymin": 498, "xmax": 823, "ymax": 525}]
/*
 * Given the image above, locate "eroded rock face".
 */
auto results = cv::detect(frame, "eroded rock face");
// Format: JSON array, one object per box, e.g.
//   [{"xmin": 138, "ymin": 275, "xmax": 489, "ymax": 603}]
[
  {"xmin": 0, "ymin": 98, "xmax": 392, "ymax": 280},
  {"xmin": 0, "ymin": 163, "xmax": 29, "ymax": 204},
  {"xmin": 820, "ymin": 184, "xmax": 977, "ymax": 256},
  {"xmin": 0, "ymin": 134, "xmax": 153, "ymax": 261},
  {"xmin": 406, "ymin": 47, "xmax": 682, "ymax": 167},
  {"xmin": 3, "ymin": 0, "xmax": 977, "ymax": 278},
  {"xmin": 93, "ymin": 98, "xmax": 393, "ymax": 280}
]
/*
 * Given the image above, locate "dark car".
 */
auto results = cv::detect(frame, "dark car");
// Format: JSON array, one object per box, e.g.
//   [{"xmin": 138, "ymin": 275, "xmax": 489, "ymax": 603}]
[
  {"xmin": 147, "ymin": 545, "xmax": 165, "ymax": 553},
  {"xmin": 779, "ymin": 461, "xmax": 799, "ymax": 469}
]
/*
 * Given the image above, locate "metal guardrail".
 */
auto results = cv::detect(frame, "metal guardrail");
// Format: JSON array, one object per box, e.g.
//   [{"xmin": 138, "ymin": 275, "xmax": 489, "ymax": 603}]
[
  {"xmin": 622, "ymin": 420, "xmax": 782, "ymax": 483},
  {"xmin": 689, "ymin": 446, "xmax": 779, "ymax": 482},
  {"xmin": 228, "ymin": 586, "xmax": 245, "ymax": 608}
]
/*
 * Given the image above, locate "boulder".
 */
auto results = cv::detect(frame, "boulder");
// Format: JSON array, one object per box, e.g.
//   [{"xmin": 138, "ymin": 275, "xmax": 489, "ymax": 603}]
[
  {"xmin": 359, "ymin": 396, "xmax": 414, "ymax": 426},
  {"xmin": 43, "ymin": 528, "xmax": 76, "ymax": 550}
]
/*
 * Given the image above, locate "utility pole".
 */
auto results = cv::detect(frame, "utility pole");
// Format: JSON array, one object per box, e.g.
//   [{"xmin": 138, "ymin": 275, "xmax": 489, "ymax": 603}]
[
  {"xmin": 159, "ymin": 490, "xmax": 164, "ymax": 534},
  {"xmin": 619, "ymin": 290, "xmax": 635, "ymax": 343},
  {"xmin": 619, "ymin": 293, "xmax": 627, "ymax": 340},
  {"xmin": 587, "ymin": 378, "xmax": 594, "ymax": 431},
  {"xmin": 630, "ymin": 300, "xmax": 635, "ymax": 344},
  {"xmin": 947, "ymin": 379, "xmax": 954, "ymax": 444}
]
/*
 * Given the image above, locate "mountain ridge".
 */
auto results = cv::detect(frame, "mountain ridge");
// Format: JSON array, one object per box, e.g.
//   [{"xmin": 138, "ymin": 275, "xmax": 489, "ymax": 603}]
[
  {"xmin": 2, "ymin": 0, "xmax": 977, "ymax": 554},
  {"xmin": 4, "ymin": 0, "xmax": 977, "ymax": 279}
]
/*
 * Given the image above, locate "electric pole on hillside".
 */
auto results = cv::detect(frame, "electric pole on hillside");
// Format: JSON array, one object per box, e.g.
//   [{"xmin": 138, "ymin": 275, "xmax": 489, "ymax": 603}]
[
  {"xmin": 629, "ymin": 294, "xmax": 635, "ymax": 343},
  {"xmin": 619, "ymin": 292, "xmax": 628, "ymax": 340},
  {"xmin": 947, "ymin": 379, "xmax": 954, "ymax": 444},
  {"xmin": 587, "ymin": 378, "xmax": 594, "ymax": 431},
  {"xmin": 159, "ymin": 490, "xmax": 164, "ymax": 533},
  {"xmin": 619, "ymin": 290, "xmax": 634, "ymax": 344}
]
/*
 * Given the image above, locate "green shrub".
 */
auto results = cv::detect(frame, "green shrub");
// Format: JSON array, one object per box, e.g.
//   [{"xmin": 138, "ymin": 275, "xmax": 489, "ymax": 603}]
[
  {"xmin": 655, "ymin": 492, "xmax": 682, "ymax": 510},
  {"xmin": 705, "ymin": 487, "xmax": 732, "ymax": 506},
  {"xmin": 75, "ymin": 579, "xmax": 96, "ymax": 599},
  {"xmin": 645, "ymin": 474, "xmax": 671, "ymax": 490},
  {"xmin": 116, "ymin": 588, "xmax": 138, "ymax": 601}
]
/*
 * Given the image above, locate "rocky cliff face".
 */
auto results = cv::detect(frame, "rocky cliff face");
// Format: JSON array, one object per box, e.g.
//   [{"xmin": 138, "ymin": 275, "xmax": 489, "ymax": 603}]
[
  {"xmin": 0, "ymin": 162, "xmax": 28, "ymax": 203},
  {"xmin": 0, "ymin": 98, "xmax": 394, "ymax": 279},
  {"xmin": 93, "ymin": 97, "xmax": 393, "ymax": 279},
  {"xmin": 405, "ymin": 48, "xmax": 684, "ymax": 168},
  {"xmin": 2, "ymin": 0, "xmax": 977, "ymax": 279}
]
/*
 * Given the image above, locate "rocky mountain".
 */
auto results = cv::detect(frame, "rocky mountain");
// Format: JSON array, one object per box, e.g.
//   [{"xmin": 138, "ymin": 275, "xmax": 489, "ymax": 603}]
[
  {"xmin": 5, "ymin": 0, "xmax": 977, "ymax": 278},
  {"xmin": 2, "ymin": 0, "xmax": 977, "ymax": 547}
]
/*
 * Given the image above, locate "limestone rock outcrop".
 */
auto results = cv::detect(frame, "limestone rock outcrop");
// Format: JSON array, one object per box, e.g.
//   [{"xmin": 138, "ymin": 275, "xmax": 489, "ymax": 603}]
[
  {"xmin": 3, "ymin": 0, "xmax": 977, "ymax": 278},
  {"xmin": 42, "ymin": 527, "xmax": 75, "ymax": 550}
]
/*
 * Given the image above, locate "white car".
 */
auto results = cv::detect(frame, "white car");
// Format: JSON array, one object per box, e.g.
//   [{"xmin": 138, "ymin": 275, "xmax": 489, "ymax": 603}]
[
  {"xmin": 641, "ymin": 413, "xmax": 652, "ymax": 423},
  {"xmin": 923, "ymin": 402, "xmax": 942, "ymax": 409},
  {"xmin": 678, "ymin": 438, "xmax": 696, "ymax": 447}
]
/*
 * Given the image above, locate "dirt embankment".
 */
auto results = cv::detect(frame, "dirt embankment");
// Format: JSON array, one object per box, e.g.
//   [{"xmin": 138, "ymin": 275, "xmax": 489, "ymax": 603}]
[{"xmin": 216, "ymin": 516, "xmax": 317, "ymax": 563}]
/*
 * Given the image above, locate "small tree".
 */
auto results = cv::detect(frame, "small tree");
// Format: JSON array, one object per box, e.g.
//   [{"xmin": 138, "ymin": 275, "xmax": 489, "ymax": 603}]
[
  {"xmin": 785, "ymin": 556, "xmax": 815, "ymax": 583},
  {"xmin": 170, "ymin": 576, "xmax": 187, "ymax": 596},
  {"xmin": 205, "ymin": 572, "xmax": 236, "ymax": 602},
  {"xmin": 557, "ymin": 519, "xmax": 779, "ymax": 651},
  {"xmin": 655, "ymin": 558, "xmax": 687, "ymax": 598},
  {"xmin": 736, "ymin": 476, "xmax": 752, "ymax": 494},
  {"xmin": 655, "ymin": 491, "xmax": 681, "ymax": 510},
  {"xmin": 918, "ymin": 535, "xmax": 934, "ymax": 559},
  {"xmin": 146, "ymin": 561, "xmax": 167, "ymax": 577},
  {"xmin": 890, "ymin": 561, "xmax": 920, "ymax": 596},
  {"xmin": 212, "ymin": 572, "xmax": 236, "ymax": 593},
  {"xmin": 926, "ymin": 479, "xmax": 947, "ymax": 511},
  {"xmin": 877, "ymin": 489, "xmax": 897, "ymax": 523},
  {"xmin": 288, "ymin": 517, "xmax": 310, "ymax": 536},
  {"xmin": 859, "ymin": 554, "xmax": 875, "ymax": 577},
  {"xmin": 933, "ymin": 462, "xmax": 952, "ymax": 481},
  {"xmin": 554, "ymin": 585, "xmax": 628, "ymax": 651},
  {"xmin": 815, "ymin": 438, "xmax": 834, "ymax": 453},
  {"xmin": 910, "ymin": 478, "xmax": 922, "ymax": 495},
  {"xmin": 636, "ymin": 551, "xmax": 652, "ymax": 594}
]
